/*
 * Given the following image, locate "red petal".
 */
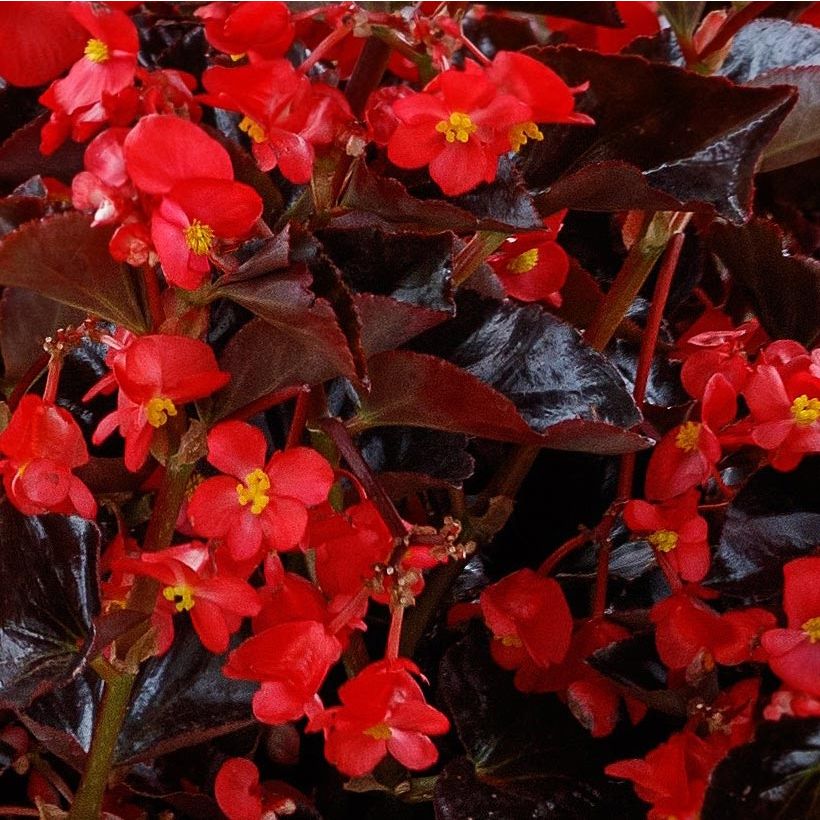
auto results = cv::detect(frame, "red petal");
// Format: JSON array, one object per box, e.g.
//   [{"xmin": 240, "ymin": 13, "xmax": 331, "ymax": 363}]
[
  {"xmin": 266, "ymin": 447, "xmax": 334, "ymax": 506},
  {"xmin": 151, "ymin": 206, "xmax": 209, "ymax": 290},
  {"xmin": 387, "ymin": 730, "xmax": 439, "ymax": 771},
  {"xmin": 783, "ymin": 557, "xmax": 820, "ymax": 627},
  {"xmin": 124, "ymin": 114, "xmax": 234, "ymax": 194},
  {"xmin": 167, "ymin": 178, "xmax": 262, "ymax": 238},
  {"xmin": 429, "ymin": 139, "xmax": 490, "ymax": 197},
  {"xmin": 187, "ymin": 476, "xmax": 242, "ymax": 538},
  {"xmin": 207, "ymin": 421, "xmax": 267, "ymax": 479},
  {"xmin": 261, "ymin": 495, "xmax": 309, "ymax": 551},
  {"xmin": 191, "ymin": 598, "xmax": 231, "ymax": 653},
  {"xmin": 214, "ymin": 758, "xmax": 262, "ymax": 820}
]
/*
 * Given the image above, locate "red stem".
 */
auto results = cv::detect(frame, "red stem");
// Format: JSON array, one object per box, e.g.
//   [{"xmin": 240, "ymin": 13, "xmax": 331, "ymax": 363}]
[
  {"xmin": 591, "ymin": 231, "xmax": 686, "ymax": 617},
  {"xmin": 537, "ymin": 530, "xmax": 591, "ymax": 576},
  {"xmin": 142, "ymin": 264, "xmax": 164, "ymax": 331},
  {"xmin": 299, "ymin": 23, "xmax": 352, "ymax": 74},
  {"xmin": 386, "ymin": 605, "xmax": 405, "ymax": 661},
  {"xmin": 222, "ymin": 385, "xmax": 308, "ymax": 423},
  {"xmin": 698, "ymin": 1, "xmax": 774, "ymax": 61},
  {"xmin": 285, "ymin": 389, "xmax": 310, "ymax": 449},
  {"xmin": 43, "ymin": 356, "xmax": 62, "ymax": 403},
  {"xmin": 7, "ymin": 353, "xmax": 48, "ymax": 411}
]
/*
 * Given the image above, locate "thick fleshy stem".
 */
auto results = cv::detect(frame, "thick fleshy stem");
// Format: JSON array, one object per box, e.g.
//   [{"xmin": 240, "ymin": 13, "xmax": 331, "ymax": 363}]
[
  {"xmin": 386, "ymin": 605, "xmax": 405, "ymax": 661},
  {"xmin": 696, "ymin": 2, "xmax": 774, "ymax": 62},
  {"xmin": 537, "ymin": 529, "xmax": 592, "ymax": 577},
  {"xmin": 318, "ymin": 417, "xmax": 408, "ymax": 539},
  {"xmin": 69, "ymin": 416, "xmax": 196, "ymax": 818},
  {"xmin": 286, "ymin": 389, "xmax": 311, "ymax": 449},
  {"xmin": 67, "ymin": 672, "xmax": 136, "ymax": 820},
  {"xmin": 299, "ymin": 21, "xmax": 353, "ymax": 75},
  {"xmin": 42, "ymin": 356, "xmax": 62, "ymax": 404},
  {"xmin": 591, "ymin": 227, "xmax": 688, "ymax": 617},
  {"xmin": 142, "ymin": 264, "xmax": 164, "ymax": 331},
  {"xmin": 452, "ymin": 230, "xmax": 508, "ymax": 287}
]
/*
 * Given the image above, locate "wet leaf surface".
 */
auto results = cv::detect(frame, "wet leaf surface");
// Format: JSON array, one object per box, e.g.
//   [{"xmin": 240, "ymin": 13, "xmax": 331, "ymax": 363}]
[{"xmin": 0, "ymin": 502, "xmax": 100, "ymax": 710}]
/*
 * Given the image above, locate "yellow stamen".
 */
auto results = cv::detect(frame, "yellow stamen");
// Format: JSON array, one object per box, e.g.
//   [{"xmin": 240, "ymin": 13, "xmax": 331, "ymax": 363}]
[
  {"xmin": 500, "ymin": 634, "xmax": 523, "ymax": 648},
  {"xmin": 510, "ymin": 121, "xmax": 544, "ymax": 152},
  {"xmin": 507, "ymin": 248, "xmax": 539, "ymax": 274},
  {"xmin": 236, "ymin": 468, "xmax": 271, "ymax": 515},
  {"xmin": 238, "ymin": 116, "xmax": 267, "ymax": 143},
  {"xmin": 435, "ymin": 111, "xmax": 477, "ymax": 144},
  {"xmin": 675, "ymin": 421, "xmax": 701, "ymax": 453},
  {"xmin": 162, "ymin": 584, "xmax": 195, "ymax": 612},
  {"xmin": 648, "ymin": 529, "xmax": 679, "ymax": 553},
  {"xmin": 229, "ymin": 52, "xmax": 247, "ymax": 62},
  {"xmin": 803, "ymin": 616, "xmax": 820, "ymax": 643},
  {"xmin": 84, "ymin": 38, "xmax": 110, "ymax": 64},
  {"xmin": 145, "ymin": 397, "xmax": 177, "ymax": 429},
  {"xmin": 364, "ymin": 722, "xmax": 392, "ymax": 740},
  {"xmin": 184, "ymin": 220, "xmax": 215, "ymax": 255},
  {"xmin": 790, "ymin": 394, "xmax": 820, "ymax": 426}
]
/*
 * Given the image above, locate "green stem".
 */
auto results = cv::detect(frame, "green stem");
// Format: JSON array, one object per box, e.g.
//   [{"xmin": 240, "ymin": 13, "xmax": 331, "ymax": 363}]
[
  {"xmin": 68, "ymin": 672, "xmax": 136, "ymax": 820},
  {"xmin": 584, "ymin": 211, "xmax": 685, "ymax": 352},
  {"xmin": 452, "ymin": 230, "xmax": 507, "ymax": 287}
]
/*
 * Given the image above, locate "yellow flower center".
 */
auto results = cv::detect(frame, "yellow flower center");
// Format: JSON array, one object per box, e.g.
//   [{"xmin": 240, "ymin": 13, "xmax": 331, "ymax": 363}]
[
  {"xmin": 675, "ymin": 421, "xmax": 701, "ymax": 453},
  {"xmin": 803, "ymin": 616, "xmax": 820, "ymax": 643},
  {"xmin": 790, "ymin": 394, "xmax": 820, "ymax": 426},
  {"xmin": 364, "ymin": 722, "xmax": 392, "ymax": 740},
  {"xmin": 230, "ymin": 52, "xmax": 247, "ymax": 62},
  {"xmin": 84, "ymin": 38, "xmax": 110, "ymax": 64},
  {"xmin": 236, "ymin": 468, "xmax": 271, "ymax": 515},
  {"xmin": 184, "ymin": 220, "xmax": 215, "ymax": 255},
  {"xmin": 435, "ymin": 111, "xmax": 477, "ymax": 144},
  {"xmin": 507, "ymin": 248, "xmax": 539, "ymax": 275},
  {"xmin": 145, "ymin": 397, "xmax": 177, "ymax": 428},
  {"xmin": 510, "ymin": 121, "xmax": 544, "ymax": 152},
  {"xmin": 163, "ymin": 584, "xmax": 195, "ymax": 612},
  {"xmin": 648, "ymin": 529, "xmax": 679, "ymax": 553},
  {"xmin": 238, "ymin": 116, "xmax": 267, "ymax": 143},
  {"xmin": 500, "ymin": 634, "xmax": 523, "ymax": 648}
]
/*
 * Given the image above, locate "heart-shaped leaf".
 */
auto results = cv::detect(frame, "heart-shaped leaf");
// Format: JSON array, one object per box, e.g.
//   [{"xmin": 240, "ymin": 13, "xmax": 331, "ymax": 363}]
[
  {"xmin": 710, "ymin": 218, "xmax": 820, "ymax": 346},
  {"xmin": 703, "ymin": 717, "xmax": 820, "ymax": 819},
  {"xmin": 523, "ymin": 47, "xmax": 796, "ymax": 222},
  {"xmin": 0, "ymin": 212, "xmax": 150, "ymax": 331},
  {"xmin": 0, "ymin": 502, "xmax": 101, "ymax": 710},
  {"xmin": 706, "ymin": 458, "xmax": 820, "ymax": 605}
]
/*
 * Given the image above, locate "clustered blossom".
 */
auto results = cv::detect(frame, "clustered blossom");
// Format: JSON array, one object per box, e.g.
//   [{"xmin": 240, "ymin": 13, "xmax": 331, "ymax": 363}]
[{"xmin": 0, "ymin": 3, "xmax": 817, "ymax": 817}]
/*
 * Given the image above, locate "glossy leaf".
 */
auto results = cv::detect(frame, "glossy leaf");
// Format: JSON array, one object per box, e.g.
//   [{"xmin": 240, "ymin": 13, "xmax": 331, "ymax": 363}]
[
  {"xmin": 0, "ymin": 287, "xmax": 83, "ymax": 383},
  {"xmin": 410, "ymin": 292, "xmax": 647, "ymax": 452},
  {"xmin": 711, "ymin": 218, "xmax": 820, "ymax": 346},
  {"xmin": 706, "ymin": 459, "xmax": 820, "ymax": 605},
  {"xmin": 24, "ymin": 621, "xmax": 256, "ymax": 768},
  {"xmin": 316, "ymin": 226, "xmax": 455, "ymax": 315},
  {"xmin": 0, "ymin": 213, "xmax": 150, "ymax": 332},
  {"xmin": 212, "ymin": 317, "xmax": 354, "ymax": 420},
  {"xmin": 751, "ymin": 67, "xmax": 820, "ymax": 172},
  {"xmin": 523, "ymin": 47, "xmax": 796, "ymax": 222},
  {"xmin": 703, "ymin": 718, "xmax": 820, "ymax": 820},
  {"xmin": 435, "ymin": 628, "xmax": 641, "ymax": 819},
  {"xmin": 0, "ymin": 502, "xmax": 101, "ymax": 710}
]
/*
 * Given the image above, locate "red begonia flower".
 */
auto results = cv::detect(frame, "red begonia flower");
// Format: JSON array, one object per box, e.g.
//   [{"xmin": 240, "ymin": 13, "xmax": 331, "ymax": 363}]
[
  {"xmin": 124, "ymin": 114, "xmax": 262, "ymax": 288},
  {"xmin": 39, "ymin": 3, "xmax": 139, "ymax": 153},
  {"xmin": 214, "ymin": 757, "xmax": 299, "ymax": 820},
  {"xmin": 92, "ymin": 334, "xmax": 230, "ymax": 472},
  {"xmin": 0, "ymin": 394, "xmax": 96, "ymax": 519},
  {"xmin": 515, "ymin": 618, "xmax": 646, "ymax": 737},
  {"xmin": 196, "ymin": 2, "xmax": 294, "ymax": 61},
  {"xmin": 652, "ymin": 590, "xmax": 775, "ymax": 671},
  {"xmin": 201, "ymin": 60, "xmax": 353, "ymax": 184},
  {"xmin": 764, "ymin": 688, "xmax": 820, "ymax": 721},
  {"xmin": 254, "ymin": 571, "xmax": 332, "ymax": 635},
  {"xmin": 308, "ymin": 659, "xmax": 450, "ymax": 778},
  {"xmin": 643, "ymin": 372, "xmax": 737, "ymax": 501},
  {"xmin": 224, "ymin": 620, "xmax": 341, "ymax": 724},
  {"xmin": 744, "ymin": 363, "xmax": 820, "ymax": 471},
  {"xmin": 481, "ymin": 568, "xmax": 573, "ymax": 684},
  {"xmin": 71, "ymin": 127, "xmax": 134, "ymax": 226},
  {"xmin": 115, "ymin": 547, "xmax": 261, "ymax": 654},
  {"xmin": 0, "ymin": 2, "xmax": 87, "ymax": 87},
  {"xmin": 547, "ymin": 2, "xmax": 660, "ymax": 55},
  {"xmin": 761, "ymin": 557, "xmax": 820, "ymax": 697},
  {"xmin": 187, "ymin": 421, "xmax": 334, "ymax": 561},
  {"xmin": 488, "ymin": 211, "xmax": 569, "ymax": 306},
  {"xmin": 623, "ymin": 489, "xmax": 710, "ymax": 582},
  {"xmin": 673, "ymin": 315, "xmax": 764, "ymax": 400},
  {"xmin": 388, "ymin": 61, "xmax": 531, "ymax": 196}
]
